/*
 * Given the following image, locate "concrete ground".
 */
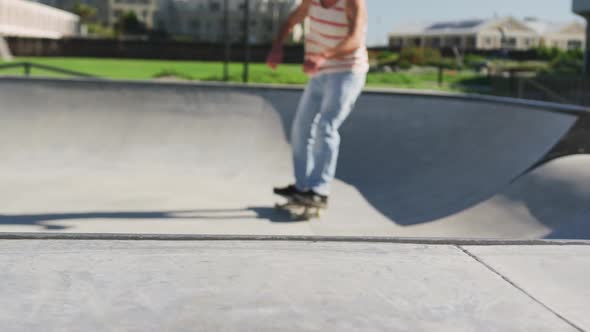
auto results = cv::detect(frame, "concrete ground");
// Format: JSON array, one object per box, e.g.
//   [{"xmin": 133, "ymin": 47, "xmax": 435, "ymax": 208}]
[
  {"xmin": 1, "ymin": 78, "xmax": 590, "ymax": 331},
  {"xmin": 1, "ymin": 236, "xmax": 588, "ymax": 332}
]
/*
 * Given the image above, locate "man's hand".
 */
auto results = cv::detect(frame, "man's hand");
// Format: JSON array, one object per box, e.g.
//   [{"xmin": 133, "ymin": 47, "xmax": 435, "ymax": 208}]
[
  {"xmin": 267, "ymin": 0, "xmax": 311, "ymax": 70},
  {"xmin": 266, "ymin": 44, "xmax": 284, "ymax": 70},
  {"xmin": 303, "ymin": 53, "xmax": 327, "ymax": 75}
]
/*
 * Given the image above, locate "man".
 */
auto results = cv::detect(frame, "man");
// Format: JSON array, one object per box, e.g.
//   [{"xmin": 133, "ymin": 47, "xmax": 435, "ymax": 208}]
[{"xmin": 268, "ymin": 0, "xmax": 369, "ymax": 208}]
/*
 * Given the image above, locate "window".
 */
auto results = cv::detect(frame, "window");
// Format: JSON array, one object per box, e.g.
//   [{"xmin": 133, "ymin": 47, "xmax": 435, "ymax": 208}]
[
  {"xmin": 568, "ymin": 40, "xmax": 582, "ymax": 50},
  {"xmin": 484, "ymin": 37, "xmax": 492, "ymax": 45},
  {"xmin": 523, "ymin": 38, "xmax": 535, "ymax": 47},
  {"xmin": 113, "ymin": 9, "xmax": 123, "ymax": 17},
  {"xmin": 210, "ymin": 2, "xmax": 220, "ymax": 12},
  {"xmin": 445, "ymin": 36, "xmax": 461, "ymax": 47},
  {"xmin": 466, "ymin": 36, "xmax": 476, "ymax": 49},
  {"xmin": 431, "ymin": 37, "xmax": 441, "ymax": 48},
  {"xmin": 390, "ymin": 38, "xmax": 403, "ymax": 47},
  {"xmin": 504, "ymin": 37, "xmax": 517, "ymax": 49}
]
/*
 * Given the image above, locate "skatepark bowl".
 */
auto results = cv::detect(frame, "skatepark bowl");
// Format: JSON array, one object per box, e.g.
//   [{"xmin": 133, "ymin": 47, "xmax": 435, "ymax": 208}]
[
  {"xmin": 0, "ymin": 77, "xmax": 590, "ymax": 239},
  {"xmin": 4, "ymin": 77, "xmax": 590, "ymax": 332}
]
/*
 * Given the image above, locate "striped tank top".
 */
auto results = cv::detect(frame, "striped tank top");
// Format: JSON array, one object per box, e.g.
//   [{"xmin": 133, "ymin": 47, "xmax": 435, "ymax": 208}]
[{"xmin": 306, "ymin": 0, "xmax": 369, "ymax": 75}]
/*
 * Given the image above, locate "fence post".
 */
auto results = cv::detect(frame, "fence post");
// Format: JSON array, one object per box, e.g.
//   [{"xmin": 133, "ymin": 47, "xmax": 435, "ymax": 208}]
[
  {"xmin": 242, "ymin": 0, "xmax": 250, "ymax": 83},
  {"xmin": 509, "ymin": 69, "xmax": 516, "ymax": 97},
  {"xmin": 24, "ymin": 62, "xmax": 31, "ymax": 77},
  {"xmin": 223, "ymin": 0, "xmax": 230, "ymax": 81},
  {"xmin": 517, "ymin": 77, "xmax": 525, "ymax": 99},
  {"xmin": 583, "ymin": 14, "xmax": 590, "ymax": 77},
  {"xmin": 438, "ymin": 65, "xmax": 443, "ymax": 87}
]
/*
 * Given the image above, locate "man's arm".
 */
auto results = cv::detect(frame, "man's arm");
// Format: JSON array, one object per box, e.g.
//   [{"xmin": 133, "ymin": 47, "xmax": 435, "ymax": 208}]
[
  {"xmin": 321, "ymin": 0, "xmax": 367, "ymax": 59},
  {"xmin": 272, "ymin": 0, "xmax": 312, "ymax": 47},
  {"xmin": 267, "ymin": 0, "xmax": 312, "ymax": 69}
]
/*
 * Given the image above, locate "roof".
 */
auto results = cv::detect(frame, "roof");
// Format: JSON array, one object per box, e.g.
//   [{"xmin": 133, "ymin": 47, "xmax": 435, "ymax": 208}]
[
  {"xmin": 390, "ymin": 17, "xmax": 499, "ymax": 37},
  {"xmin": 523, "ymin": 18, "xmax": 586, "ymax": 35},
  {"xmin": 0, "ymin": 25, "xmax": 67, "ymax": 39},
  {"xmin": 389, "ymin": 17, "xmax": 582, "ymax": 37}
]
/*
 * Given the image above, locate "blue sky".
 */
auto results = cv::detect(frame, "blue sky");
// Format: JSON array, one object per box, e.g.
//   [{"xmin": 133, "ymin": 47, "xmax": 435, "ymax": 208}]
[{"xmin": 366, "ymin": 0, "xmax": 583, "ymax": 45}]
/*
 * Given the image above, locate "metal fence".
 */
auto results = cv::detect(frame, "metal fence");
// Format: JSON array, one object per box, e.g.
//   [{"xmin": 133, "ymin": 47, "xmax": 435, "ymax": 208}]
[
  {"xmin": 0, "ymin": 62, "xmax": 96, "ymax": 78},
  {"xmin": 491, "ymin": 75, "xmax": 590, "ymax": 107}
]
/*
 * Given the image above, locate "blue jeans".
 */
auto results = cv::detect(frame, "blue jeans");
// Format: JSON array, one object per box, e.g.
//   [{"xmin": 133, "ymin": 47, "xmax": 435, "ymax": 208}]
[{"xmin": 291, "ymin": 71, "xmax": 366, "ymax": 196}]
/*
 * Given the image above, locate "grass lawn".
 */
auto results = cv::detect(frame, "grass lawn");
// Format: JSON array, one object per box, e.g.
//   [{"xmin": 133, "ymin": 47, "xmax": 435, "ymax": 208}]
[{"xmin": 0, "ymin": 57, "xmax": 487, "ymax": 92}]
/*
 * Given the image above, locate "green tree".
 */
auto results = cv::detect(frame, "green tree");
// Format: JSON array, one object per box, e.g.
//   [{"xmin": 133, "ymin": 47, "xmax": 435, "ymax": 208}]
[
  {"xmin": 535, "ymin": 46, "xmax": 565, "ymax": 61},
  {"xmin": 547, "ymin": 52, "xmax": 584, "ymax": 75},
  {"xmin": 115, "ymin": 11, "xmax": 147, "ymax": 35},
  {"xmin": 71, "ymin": 1, "xmax": 97, "ymax": 24}
]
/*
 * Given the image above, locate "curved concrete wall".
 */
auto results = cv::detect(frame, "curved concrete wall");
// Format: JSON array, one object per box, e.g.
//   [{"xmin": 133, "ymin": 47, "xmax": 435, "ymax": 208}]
[{"xmin": 0, "ymin": 78, "xmax": 587, "ymax": 238}]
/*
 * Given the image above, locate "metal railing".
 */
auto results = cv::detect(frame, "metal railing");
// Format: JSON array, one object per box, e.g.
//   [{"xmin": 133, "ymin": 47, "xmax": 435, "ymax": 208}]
[
  {"xmin": 491, "ymin": 74, "xmax": 590, "ymax": 107},
  {"xmin": 0, "ymin": 62, "xmax": 97, "ymax": 78}
]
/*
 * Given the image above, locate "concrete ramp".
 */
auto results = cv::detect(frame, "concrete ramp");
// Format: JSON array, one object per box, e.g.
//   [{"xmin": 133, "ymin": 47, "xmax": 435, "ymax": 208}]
[{"xmin": 0, "ymin": 78, "xmax": 587, "ymax": 238}]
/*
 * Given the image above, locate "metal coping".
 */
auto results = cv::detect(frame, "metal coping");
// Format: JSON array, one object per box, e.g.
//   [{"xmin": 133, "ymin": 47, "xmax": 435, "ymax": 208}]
[
  {"xmin": 0, "ymin": 233, "xmax": 588, "ymax": 246},
  {"xmin": 0, "ymin": 76, "xmax": 588, "ymax": 115}
]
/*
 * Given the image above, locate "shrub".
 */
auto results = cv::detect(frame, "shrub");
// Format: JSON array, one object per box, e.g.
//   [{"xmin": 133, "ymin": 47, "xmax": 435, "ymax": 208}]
[
  {"xmin": 398, "ymin": 59, "xmax": 412, "ymax": 70},
  {"xmin": 535, "ymin": 46, "xmax": 562, "ymax": 61},
  {"xmin": 547, "ymin": 53, "xmax": 584, "ymax": 74},
  {"xmin": 535, "ymin": 46, "xmax": 584, "ymax": 62},
  {"xmin": 400, "ymin": 47, "xmax": 441, "ymax": 66},
  {"xmin": 429, "ymin": 58, "xmax": 460, "ymax": 70},
  {"xmin": 377, "ymin": 51, "xmax": 397, "ymax": 61},
  {"xmin": 463, "ymin": 54, "xmax": 488, "ymax": 69}
]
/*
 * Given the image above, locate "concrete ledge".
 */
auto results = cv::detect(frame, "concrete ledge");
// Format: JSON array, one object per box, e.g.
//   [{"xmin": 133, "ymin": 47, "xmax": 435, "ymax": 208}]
[
  {"xmin": 1, "ymin": 232, "xmax": 590, "ymax": 246},
  {"xmin": 1, "ymin": 76, "xmax": 588, "ymax": 115}
]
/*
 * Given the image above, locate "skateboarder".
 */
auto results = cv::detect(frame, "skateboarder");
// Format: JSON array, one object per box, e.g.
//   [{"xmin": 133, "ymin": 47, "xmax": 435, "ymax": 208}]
[{"xmin": 268, "ymin": 0, "xmax": 368, "ymax": 208}]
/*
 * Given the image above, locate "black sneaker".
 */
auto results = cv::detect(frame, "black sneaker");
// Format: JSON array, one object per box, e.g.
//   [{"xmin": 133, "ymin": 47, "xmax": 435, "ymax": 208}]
[
  {"xmin": 273, "ymin": 184, "xmax": 303, "ymax": 198},
  {"xmin": 296, "ymin": 190, "xmax": 328, "ymax": 208}
]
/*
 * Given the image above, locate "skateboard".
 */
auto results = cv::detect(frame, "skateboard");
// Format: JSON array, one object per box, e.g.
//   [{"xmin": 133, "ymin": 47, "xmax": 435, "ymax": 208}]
[{"xmin": 274, "ymin": 197, "xmax": 325, "ymax": 221}]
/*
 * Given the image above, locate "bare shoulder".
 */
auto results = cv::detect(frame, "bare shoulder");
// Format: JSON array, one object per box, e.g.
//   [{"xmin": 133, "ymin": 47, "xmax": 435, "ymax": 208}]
[
  {"xmin": 346, "ymin": 0, "xmax": 366, "ymax": 10},
  {"xmin": 300, "ymin": 0, "xmax": 313, "ymax": 9},
  {"xmin": 346, "ymin": 0, "xmax": 367, "ymax": 20}
]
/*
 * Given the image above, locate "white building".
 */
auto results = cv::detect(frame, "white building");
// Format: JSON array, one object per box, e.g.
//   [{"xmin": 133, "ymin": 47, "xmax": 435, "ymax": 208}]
[
  {"xmin": 523, "ymin": 18, "xmax": 586, "ymax": 50},
  {"xmin": 156, "ymin": 0, "xmax": 300, "ymax": 44},
  {"xmin": 389, "ymin": 17, "xmax": 586, "ymax": 51},
  {"xmin": 33, "ymin": 0, "xmax": 156, "ymax": 30},
  {"xmin": 0, "ymin": 0, "xmax": 79, "ymax": 39}
]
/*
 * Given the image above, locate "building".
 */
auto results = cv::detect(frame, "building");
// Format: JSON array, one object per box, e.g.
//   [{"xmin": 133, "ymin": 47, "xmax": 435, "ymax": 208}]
[
  {"xmin": 107, "ymin": 0, "xmax": 158, "ymax": 29},
  {"xmin": 34, "ymin": 0, "xmax": 108, "ymax": 24},
  {"xmin": 0, "ymin": 0, "xmax": 79, "ymax": 38},
  {"xmin": 523, "ymin": 18, "xmax": 586, "ymax": 50},
  {"xmin": 34, "ymin": 0, "xmax": 156, "ymax": 29},
  {"xmin": 156, "ymin": 0, "xmax": 300, "ymax": 44},
  {"xmin": 389, "ymin": 17, "xmax": 586, "ymax": 51},
  {"xmin": 0, "ymin": 0, "xmax": 79, "ymax": 60},
  {"xmin": 29, "ymin": 0, "xmax": 301, "ymax": 42}
]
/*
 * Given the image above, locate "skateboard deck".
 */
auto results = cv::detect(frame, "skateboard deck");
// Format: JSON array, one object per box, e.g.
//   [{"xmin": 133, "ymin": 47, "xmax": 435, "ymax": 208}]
[{"xmin": 275, "ymin": 197, "xmax": 324, "ymax": 221}]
